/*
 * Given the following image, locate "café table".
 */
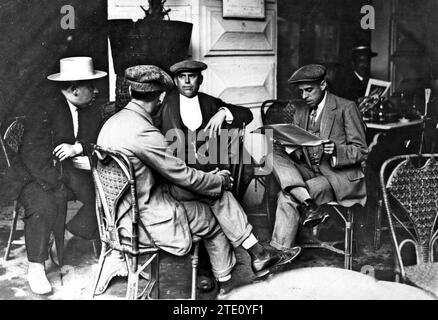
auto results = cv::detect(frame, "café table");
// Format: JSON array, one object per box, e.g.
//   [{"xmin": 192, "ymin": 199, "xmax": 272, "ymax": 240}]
[{"xmin": 221, "ymin": 267, "xmax": 435, "ymax": 300}]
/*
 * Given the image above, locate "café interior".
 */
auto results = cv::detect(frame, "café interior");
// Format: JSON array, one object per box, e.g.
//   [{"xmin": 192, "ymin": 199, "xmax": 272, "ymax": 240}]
[{"xmin": 0, "ymin": 0, "xmax": 437, "ymax": 300}]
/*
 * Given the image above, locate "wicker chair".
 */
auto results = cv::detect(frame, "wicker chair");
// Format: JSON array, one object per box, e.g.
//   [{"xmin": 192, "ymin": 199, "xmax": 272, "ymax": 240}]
[
  {"xmin": 90, "ymin": 145, "xmax": 200, "ymax": 300},
  {"xmin": 2, "ymin": 116, "xmax": 25, "ymax": 261},
  {"xmin": 380, "ymin": 153, "xmax": 438, "ymax": 297}
]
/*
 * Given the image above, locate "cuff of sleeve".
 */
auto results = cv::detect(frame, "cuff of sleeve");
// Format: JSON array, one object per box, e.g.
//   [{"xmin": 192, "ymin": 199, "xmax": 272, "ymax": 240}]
[
  {"xmin": 73, "ymin": 142, "xmax": 83, "ymax": 155},
  {"xmin": 331, "ymin": 155, "xmax": 337, "ymax": 167},
  {"xmin": 219, "ymin": 107, "xmax": 234, "ymax": 124}
]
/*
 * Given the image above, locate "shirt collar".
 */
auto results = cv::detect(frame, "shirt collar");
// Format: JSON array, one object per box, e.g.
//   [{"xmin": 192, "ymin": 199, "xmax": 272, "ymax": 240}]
[
  {"xmin": 317, "ymin": 91, "xmax": 327, "ymax": 111},
  {"xmin": 66, "ymin": 99, "xmax": 77, "ymax": 112}
]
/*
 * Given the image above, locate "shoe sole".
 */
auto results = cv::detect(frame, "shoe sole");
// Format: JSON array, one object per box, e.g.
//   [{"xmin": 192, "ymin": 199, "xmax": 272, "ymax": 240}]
[
  {"xmin": 276, "ymin": 247, "xmax": 302, "ymax": 266},
  {"xmin": 254, "ymin": 268, "xmax": 270, "ymax": 278}
]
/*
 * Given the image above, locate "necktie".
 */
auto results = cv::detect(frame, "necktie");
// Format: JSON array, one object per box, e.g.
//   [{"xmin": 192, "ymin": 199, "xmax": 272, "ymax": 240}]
[{"xmin": 309, "ymin": 106, "xmax": 318, "ymax": 127}]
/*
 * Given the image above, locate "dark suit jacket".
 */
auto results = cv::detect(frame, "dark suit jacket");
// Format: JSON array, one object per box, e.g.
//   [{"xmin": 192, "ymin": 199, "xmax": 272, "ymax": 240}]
[
  {"xmin": 9, "ymin": 93, "xmax": 103, "ymax": 198},
  {"xmin": 332, "ymin": 69, "xmax": 368, "ymax": 103},
  {"xmin": 154, "ymin": 89, "xmax": 253, "ymax": 172},
  {"xmin": 291, "ymin": 92, "xmax": 368, "ymax": 207}
]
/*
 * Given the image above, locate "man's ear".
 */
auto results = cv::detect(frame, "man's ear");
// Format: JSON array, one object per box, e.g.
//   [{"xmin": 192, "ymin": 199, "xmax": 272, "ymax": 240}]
[
  {"xmin": 128, "ymin": 86, "xmax": 132, "ymax": 96},
  {"xmin": 199, "ymin": 74, "xmax": 204, "ymax": 85},
  {"xmin": 320, "ymin": 80, "xmax": 327, "ymax": 91}
]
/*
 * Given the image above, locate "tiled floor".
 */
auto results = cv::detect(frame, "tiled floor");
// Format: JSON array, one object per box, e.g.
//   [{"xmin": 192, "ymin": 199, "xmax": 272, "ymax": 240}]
[{"xmin": 0, "ymin": 199, "xmax": 404, "ymax": 300}]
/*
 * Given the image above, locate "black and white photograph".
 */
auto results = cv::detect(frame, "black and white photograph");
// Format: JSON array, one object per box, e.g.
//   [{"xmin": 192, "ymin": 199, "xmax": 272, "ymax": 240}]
[{"xmin": 0, "ymin": 0, "xmax": 437, "ymax": 309}]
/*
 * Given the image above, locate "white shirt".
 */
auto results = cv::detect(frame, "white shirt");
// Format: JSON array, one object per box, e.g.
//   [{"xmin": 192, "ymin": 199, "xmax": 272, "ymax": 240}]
[
  {"xmin": 67, "ymin": 100, "xmax": 79, "ymax": 138},
  {"xmin": 66, "ymin": 99, "xmax": 87, "ymax": 168},
  {"xmin": 179, "ymin": 94, "xmax": 234, "ymax": 131},
  {"xmin": 313, "ymin": 91, "xmax": 327, "ymax": 123}
]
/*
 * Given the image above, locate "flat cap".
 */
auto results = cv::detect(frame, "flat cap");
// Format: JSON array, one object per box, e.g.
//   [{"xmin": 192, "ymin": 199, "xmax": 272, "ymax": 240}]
[
  {"xmin": 169, "ymin": 60, "xmax": 207, "ymax": 75},
  {"xmin": 125, "ymin": 65, "xmax": 174, "ymax": 92},
  {"xmin": 288, "ymin": 64, "xmax": 327, "ymax": 84}
]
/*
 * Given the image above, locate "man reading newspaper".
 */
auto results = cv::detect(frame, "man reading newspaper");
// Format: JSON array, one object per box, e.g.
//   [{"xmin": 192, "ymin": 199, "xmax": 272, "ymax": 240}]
[{"xmin": 266, "ymin": 64, "xmax": 368, "ymax": 254}]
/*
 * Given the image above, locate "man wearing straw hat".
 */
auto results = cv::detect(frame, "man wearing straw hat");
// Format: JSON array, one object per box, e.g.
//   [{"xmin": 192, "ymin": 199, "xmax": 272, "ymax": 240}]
[{"xmin": 17, "ymin": 57, "xmax": 107, "ymax": 294}]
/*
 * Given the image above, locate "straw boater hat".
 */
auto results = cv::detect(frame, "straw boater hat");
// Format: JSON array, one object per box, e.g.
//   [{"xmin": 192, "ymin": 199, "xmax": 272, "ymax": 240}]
[{"xmin": 47, "ymin": 57, "xmax": 107, "ymax": 81}]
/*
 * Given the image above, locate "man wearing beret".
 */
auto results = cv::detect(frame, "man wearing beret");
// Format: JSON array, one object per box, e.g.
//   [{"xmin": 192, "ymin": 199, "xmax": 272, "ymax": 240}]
[
  {"xmin": 267, "ymin": 64, "xmax": 368, "ymax": 255},
  {"xmin": 16, "ymin": 57, "xmax": 106, "ymax": 294},
  {"xmin": 96, "ymin": 65, "xmax": 298, "ymax": 297}
]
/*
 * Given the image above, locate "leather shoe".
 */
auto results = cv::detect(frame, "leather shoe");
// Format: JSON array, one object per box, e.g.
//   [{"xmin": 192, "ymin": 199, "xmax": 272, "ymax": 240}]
[
  {"xmin": 300, "ymin": 199, "xmax": 329, "ymax": 228},
  {"xmin": 216, "ymin": 279, "xmax": 234, "ymax": 299},
  {"xmin": 197, "ymin": 270, "xmax": 215, "ymax": 292},
  {"xmin": 251, "ymin": 247, "xmax": 299, "ymax": 278}
]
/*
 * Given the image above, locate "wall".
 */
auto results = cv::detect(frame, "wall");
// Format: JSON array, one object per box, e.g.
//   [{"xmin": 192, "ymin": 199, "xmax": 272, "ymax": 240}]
[
  {"xmin": 108, "ymin": 0, "xmax": 278, "ymax": 133},
  {"xmin": 371, "ymin": 0, "xmax": 391, "ymax": 81}
]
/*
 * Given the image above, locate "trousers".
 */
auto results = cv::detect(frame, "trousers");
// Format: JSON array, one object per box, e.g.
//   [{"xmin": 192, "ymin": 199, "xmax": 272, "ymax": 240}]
[
  {"xmin": 170, "ymin": 186, "xmax": 253, "ymax": 278},
  {"xmin": 268, "ymin": 150, "xmax": 335, "ymax": 250},
  {"xmin": 19, "ymin": 167, "xmax": 98, "ymax": 263}
]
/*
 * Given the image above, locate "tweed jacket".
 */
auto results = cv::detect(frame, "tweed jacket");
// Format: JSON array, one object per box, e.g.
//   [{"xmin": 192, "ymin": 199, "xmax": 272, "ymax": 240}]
[
  {"xmin": 154, "ymin": 89, "xmax": 254, "ymax": 172},
  {"xmin": 290, "ymin": 92, "xmax": 368, "ymax": 207},
  {"xmin": 97, "ymin": 102, "xmax": 224, "ymax": 256}
]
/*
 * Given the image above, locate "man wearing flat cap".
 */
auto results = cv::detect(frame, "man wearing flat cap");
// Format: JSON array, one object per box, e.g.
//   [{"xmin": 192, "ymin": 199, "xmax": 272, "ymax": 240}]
[
  {"xmin": 266, "ymin": 63, "xmax": 368, "ymax": 255},
  {"xmin": 15, "ymin": 57, "xmax": 107, "ymax": 294},
  {"xmin": 96, "ymin": 65, "xmax": 298, "ymax": 297},
  {"xmin": 153, "ymin": 59, "xmax": 259, "ymax": 291}
]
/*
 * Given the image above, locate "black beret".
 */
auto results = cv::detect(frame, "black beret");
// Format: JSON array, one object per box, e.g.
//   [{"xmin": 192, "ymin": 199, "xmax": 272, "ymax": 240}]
[
  {"xmin": 169, "ymin": 60, "xmax": 207, "ymax": 75},
  {"xmin": 288, "ymin": 64, "xmax": 327, "ymax": 84},
  {"xmin": 125, "ymin": 65, "xmax": 174, "ymax": 92}
]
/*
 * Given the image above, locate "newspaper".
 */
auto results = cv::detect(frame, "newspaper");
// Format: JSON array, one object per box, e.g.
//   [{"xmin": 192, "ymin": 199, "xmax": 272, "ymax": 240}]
[{"xmin": 255, "ymin": 123, "xmax": 327, "ymax": 147}]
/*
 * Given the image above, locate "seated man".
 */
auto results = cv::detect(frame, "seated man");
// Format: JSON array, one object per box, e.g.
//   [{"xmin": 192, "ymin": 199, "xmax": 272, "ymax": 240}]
[
  {"xmin": 17, "ymin": 57, "xmax": 106, "ymax": 294},
  {"xmin": 267, "ymin": 64, "xmax": 368, "ymax": 253},
  {"xmin": 154, "ymin": 59, "xmax": 255, "ymax": 291},
  {"xmin": 96, "ymin": 65, "xmax": 300, "ymax": 296}
]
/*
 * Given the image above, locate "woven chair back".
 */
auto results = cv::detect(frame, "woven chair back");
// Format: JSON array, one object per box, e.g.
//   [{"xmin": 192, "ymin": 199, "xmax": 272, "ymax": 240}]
[
  {"xmin": 91, "ymin": 145, "xmax": 155, "ymax": 255},
  {"xmin": 1, "ymin": 117, "xmax": 25, "ymax": 167},
  {"xmin": 381, "ymin": 154, "xmax": 438, "ymax": 267}
]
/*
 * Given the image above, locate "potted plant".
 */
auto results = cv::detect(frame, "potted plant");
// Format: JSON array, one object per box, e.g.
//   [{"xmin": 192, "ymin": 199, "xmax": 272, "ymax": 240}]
[{"xmin": 109, "ymin": 0, "xmax": 193, "ymax": 110}]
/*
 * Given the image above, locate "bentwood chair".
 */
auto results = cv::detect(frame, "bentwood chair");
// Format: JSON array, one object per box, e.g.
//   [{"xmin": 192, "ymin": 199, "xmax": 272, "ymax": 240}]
[
  {"xmin": 89, "ymin": 145, "xmax": 200, "ymax": 300},
  {"xmin": 2, "ymin": 116, "xmax": 25, "ymax": 261},
  {"xmin": 380, "ymin": 153, "xmax": 438, "ymax": 297}
]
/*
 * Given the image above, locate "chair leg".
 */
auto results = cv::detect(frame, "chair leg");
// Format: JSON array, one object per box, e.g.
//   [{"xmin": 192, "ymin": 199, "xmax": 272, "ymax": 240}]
[
  {"xmin": 91, "ymin": 242, "xmax": 108, "ymax": 299},
  {"xmin": 4, "ymin": 201, "xmax": 20, "ymax": 261},
  {"xmin": 125, "ymin": 255, "xmax": 139, "ymax": 300},
  {"xmin": 150, "ymin": 253, "xmax": 160, "ymax": 299},
  {"xmin": 344, "ymin": 209, "xmax": 354, "ymax": 270},
  {"xmin": 374, "ymin": 200, "xmax": 383, "ymax": 251},
  {"xmin": 191, "ymin": 242, "xmax": 200, "ymax": 300}
]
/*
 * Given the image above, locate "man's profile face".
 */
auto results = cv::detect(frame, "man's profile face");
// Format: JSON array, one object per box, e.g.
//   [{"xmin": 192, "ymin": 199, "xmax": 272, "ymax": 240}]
[
  {"xmin": 174, "ymin": 71, "xmax": 203, "ymax": 98},
  {"xmin": 353, "ymin": 54, "xmax": 371, "ymax": 79},
  {"xmin": 67, "ymin": 80, "xmax": 98, "ymax": 108},
  {"xmin": 296, "ymin": 81, "xmax": 326, "ymax": 108}
]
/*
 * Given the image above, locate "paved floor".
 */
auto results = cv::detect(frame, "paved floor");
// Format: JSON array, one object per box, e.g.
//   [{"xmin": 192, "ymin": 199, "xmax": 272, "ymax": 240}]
[{"xmin": 0, "ymin": 200, "xmax": 411, "ymax": 300}]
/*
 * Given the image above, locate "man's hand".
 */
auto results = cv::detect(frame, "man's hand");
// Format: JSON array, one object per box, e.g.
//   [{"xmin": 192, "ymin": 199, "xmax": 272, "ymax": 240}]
[
  {"xmin": 217, "ymin": 169, "xmax": 234, "ymax": 191},
  {"xmin": 322, "ymin": 140, "xmax": 336, "ymax": 155},
  {"xmin": 204, "ymin": 109, "xmax": 227, "ymax": 139},
  {"xmin": 53, "ymin": 143, "xmax": 82, "ymax": 161}
]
